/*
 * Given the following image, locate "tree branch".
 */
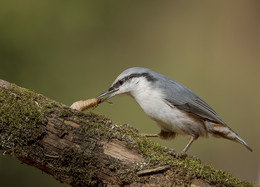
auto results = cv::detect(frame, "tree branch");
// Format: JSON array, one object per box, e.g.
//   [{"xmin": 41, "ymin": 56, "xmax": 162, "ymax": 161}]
[{"xmin": 0, "ymin": 79, "xmax": 253, "ymax": 186}]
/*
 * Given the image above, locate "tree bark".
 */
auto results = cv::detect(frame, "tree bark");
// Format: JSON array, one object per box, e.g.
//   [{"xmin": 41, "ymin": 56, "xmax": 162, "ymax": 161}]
[{"xmin": 0, "ymin": 79, "xmax": 253, "ymax": 186}]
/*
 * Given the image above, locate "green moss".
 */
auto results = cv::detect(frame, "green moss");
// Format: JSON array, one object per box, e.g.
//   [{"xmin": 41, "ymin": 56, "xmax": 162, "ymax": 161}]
[
  {"xmin": 58, "ymin": 149, "xmax": 98, "ymax": 186},
  {"xmin": 0, "ymin": 84, "xmax": 47, "ymax": 155}
]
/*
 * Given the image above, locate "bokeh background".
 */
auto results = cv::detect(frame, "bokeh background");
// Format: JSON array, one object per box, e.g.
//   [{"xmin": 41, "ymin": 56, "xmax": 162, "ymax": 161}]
[{"xmin": 0, "ymin": 0, "xmax": 259, "ymax": 186}]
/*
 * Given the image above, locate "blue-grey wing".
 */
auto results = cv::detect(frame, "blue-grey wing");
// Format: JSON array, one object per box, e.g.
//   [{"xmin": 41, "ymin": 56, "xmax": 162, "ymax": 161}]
[{"xmin": 156, "ymin": 75, "xmax": 225, "ymax": 125}]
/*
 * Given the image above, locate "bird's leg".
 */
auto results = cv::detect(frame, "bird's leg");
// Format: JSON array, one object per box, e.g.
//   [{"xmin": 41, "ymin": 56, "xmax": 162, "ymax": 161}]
[
  {"xmin": 175, "ymin": 137, "xmax": 195, "ymax": 158},
  {"xmin": 182, "ymin": 136, "xmax": 195, "ymax": 153},
  {"xmin": 140, "ymin": 133, "xmax": 159, "ymax": 138}
]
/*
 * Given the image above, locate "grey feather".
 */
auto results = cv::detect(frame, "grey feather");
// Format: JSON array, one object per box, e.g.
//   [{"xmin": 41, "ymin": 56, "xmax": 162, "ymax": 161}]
[{"xmin": 152, "ymin": 70, "xmax": 225, "ymax": 125}]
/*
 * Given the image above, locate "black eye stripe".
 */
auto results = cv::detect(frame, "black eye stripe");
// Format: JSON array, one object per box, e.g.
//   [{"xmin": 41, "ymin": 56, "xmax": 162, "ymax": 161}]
[{"xmin": 111, "ymin": 72, "xmax": 157, "ymax": 90}]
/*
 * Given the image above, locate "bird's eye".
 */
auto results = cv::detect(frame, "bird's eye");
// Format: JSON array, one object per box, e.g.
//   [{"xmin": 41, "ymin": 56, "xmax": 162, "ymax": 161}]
[{"xmin": 118, "ymin": 80, "xmax": 123, "ymax": 85}]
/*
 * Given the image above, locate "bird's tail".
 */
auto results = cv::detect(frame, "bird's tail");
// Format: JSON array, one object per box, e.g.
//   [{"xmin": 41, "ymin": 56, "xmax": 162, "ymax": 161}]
[
  {"xmin": 234, "ymin": 134, "xmax": 253, "ymax": 152},
  {"xmin": 208, "ymin": 123, "xmax": 253, "ymax": 152}
]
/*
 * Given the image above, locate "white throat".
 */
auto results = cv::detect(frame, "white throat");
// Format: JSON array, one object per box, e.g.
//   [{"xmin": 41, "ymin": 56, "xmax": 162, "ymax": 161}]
[{"xmin": 128, "ymin": 78, "xmax": 157, "ymax": 101}]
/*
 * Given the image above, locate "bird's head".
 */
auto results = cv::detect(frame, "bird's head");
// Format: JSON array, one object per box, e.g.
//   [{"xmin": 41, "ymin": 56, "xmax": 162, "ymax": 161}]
[{"xmin": 97, "ymin": 67, "xmax": 157, "ymax": 103}]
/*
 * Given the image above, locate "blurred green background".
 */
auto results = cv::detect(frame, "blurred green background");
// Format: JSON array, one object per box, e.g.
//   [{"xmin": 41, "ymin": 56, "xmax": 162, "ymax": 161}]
[{"xmin": 0, "ymin": 0, "xmax": 259, "ymax": 186}]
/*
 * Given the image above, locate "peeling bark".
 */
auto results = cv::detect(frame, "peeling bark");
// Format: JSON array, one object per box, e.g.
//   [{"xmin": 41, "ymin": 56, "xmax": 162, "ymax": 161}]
[{"xmin": 0, "ymin": 79, "xmax": 253, "ymax": 187}]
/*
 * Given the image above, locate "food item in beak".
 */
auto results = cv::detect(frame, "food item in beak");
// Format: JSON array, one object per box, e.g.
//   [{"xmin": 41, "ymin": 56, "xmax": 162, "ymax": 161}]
[{"xmin": 70, "ymin": 98, "xmax": 99, "ymax": 111}]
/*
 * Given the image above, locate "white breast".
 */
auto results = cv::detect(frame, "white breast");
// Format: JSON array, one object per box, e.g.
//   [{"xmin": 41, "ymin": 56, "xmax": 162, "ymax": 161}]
[{"xmin": 130, "ymin": 83, "xmax": 207, "ymax": 137}]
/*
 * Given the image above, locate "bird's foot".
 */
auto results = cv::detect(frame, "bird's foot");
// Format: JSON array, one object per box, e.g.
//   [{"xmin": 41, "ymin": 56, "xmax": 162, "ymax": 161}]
[
  {"xmin": 140, "ymin": 133, "xmax": 159, "ymax": 138},
  {"xmin": 175, "ymin": 152, "xmax": 187, "ymax": 159}
]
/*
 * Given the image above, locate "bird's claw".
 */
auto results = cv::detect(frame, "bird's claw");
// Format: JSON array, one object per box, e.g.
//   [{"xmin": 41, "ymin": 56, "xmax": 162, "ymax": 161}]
[{"xmin": 175, "ymin": 152, "xmax": 187, "ymax": 159}]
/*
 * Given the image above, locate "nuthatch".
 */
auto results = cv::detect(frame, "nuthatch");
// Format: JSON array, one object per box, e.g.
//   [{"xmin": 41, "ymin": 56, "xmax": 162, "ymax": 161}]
[{"xmin": 97, "ymin": 67, "xmax": 252, "ymax": 153}]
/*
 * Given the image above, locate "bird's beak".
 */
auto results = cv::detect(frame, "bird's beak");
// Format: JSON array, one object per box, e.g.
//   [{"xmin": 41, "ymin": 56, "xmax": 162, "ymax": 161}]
[{"xmin": 96, "ymin": 88, "xmax": 118, "ymax": 103}]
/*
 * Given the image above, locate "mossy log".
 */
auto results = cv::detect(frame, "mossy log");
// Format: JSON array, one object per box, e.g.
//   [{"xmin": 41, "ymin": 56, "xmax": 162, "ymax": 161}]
[{"xmin": 0, "ymin": 79, "xmax": 254, "ymax": 186}]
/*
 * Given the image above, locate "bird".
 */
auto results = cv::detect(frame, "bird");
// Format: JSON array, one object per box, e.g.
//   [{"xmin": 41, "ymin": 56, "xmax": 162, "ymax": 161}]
[{"xmin": 96, "ymin": 67, "xmax": 252, "ymax": 153}]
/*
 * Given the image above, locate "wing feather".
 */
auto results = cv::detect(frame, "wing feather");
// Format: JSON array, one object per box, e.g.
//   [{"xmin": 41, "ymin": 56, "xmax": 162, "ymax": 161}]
[{"xmin": 155, "ymin": 73, "xmax": 225, "ymax": 125}]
